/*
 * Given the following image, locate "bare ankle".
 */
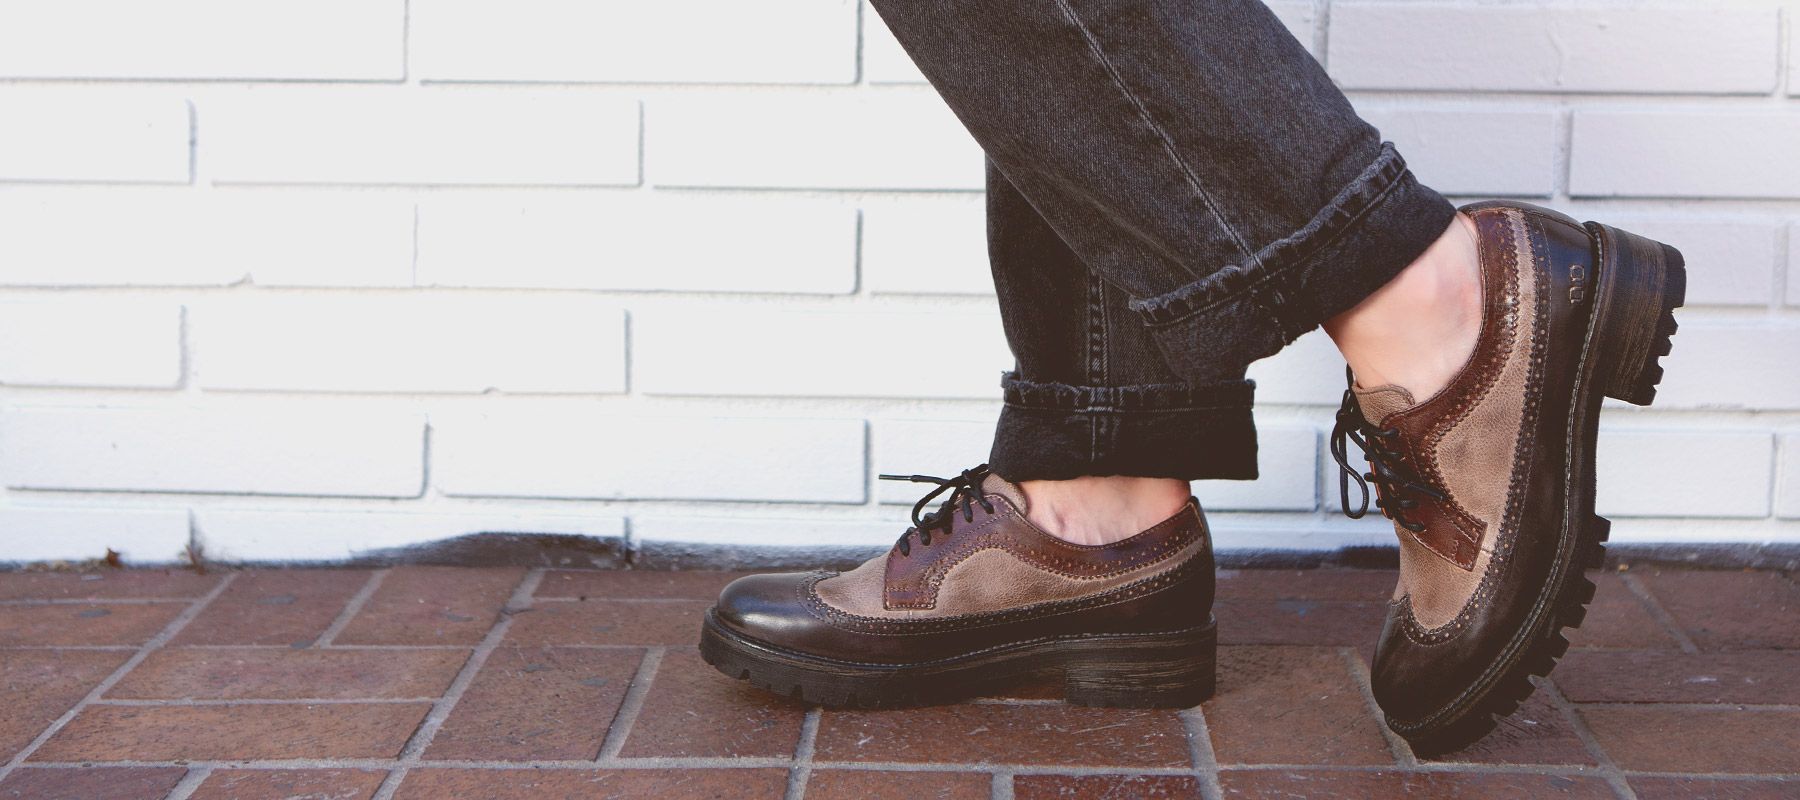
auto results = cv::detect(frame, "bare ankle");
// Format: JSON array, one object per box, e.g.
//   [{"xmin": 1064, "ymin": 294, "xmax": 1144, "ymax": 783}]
[
  {"xmin": 1325, "ymin": 213, "xmax": 1482, "ymax": 398},
  {"xmin": 1018, "ymin": 476, "xmax": 1190, "ymax": 546}
]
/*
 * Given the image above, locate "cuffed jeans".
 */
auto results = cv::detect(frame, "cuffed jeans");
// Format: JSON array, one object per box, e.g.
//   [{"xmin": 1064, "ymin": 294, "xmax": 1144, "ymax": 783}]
[{"xmin": 869, "ymin": 0, "xmax": 1458, "ymax": 481}]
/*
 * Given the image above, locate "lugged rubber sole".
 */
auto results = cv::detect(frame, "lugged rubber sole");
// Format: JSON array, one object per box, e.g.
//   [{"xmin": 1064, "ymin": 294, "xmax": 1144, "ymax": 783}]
[
  {"xmin": 1388, "ymin": 220, "xmax": 1686, "ymax": 757},
  {"xmin": 699, "ymin": 609, "xmax": 1217, "ymax": 709}
]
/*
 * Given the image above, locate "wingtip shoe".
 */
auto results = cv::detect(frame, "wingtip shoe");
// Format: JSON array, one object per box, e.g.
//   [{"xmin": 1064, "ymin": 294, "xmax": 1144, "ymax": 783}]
[
  {"xmin": 1331, "ymin": 201, "xmax": 1685, "ymax": 755},
  {"xmin": 700, "ymin": 465, "xmax": 1218, "ymax": 709}
]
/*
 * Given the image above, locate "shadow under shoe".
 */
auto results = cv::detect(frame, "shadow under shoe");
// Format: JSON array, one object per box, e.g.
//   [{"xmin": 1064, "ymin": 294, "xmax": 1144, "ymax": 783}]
[
  {"xmin": 700, "ymin": 465, "xmax": 1217, "ymax": 709},
  {"xmin": 1331, "ymin": 201, "xmax": 1685, "ymax": 756}
]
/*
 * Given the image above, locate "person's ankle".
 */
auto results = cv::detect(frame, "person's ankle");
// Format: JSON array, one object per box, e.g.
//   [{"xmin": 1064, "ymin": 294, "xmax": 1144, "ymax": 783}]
[
  {"xmin": 1017, "ymin": 476, "xmax": 1191, "ymax": 546},
  {"xmin": 1324, "ymin": 213, "xmax": 1482, "ymax": 399}
]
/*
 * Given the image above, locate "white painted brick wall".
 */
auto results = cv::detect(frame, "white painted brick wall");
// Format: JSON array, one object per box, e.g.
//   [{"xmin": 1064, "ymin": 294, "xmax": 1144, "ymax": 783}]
[{"xmin": 1, "ymin": 0, "xmax": 1796, "ymax": 564}]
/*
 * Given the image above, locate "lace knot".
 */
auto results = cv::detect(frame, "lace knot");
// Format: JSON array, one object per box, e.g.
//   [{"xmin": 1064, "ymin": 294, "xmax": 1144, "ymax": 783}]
[
  {"xmin": 877, "ymin": 464, "xmax": 997, "ymax": 557},
  {"xmin": 1328, "ymin": 367, "xmax": 1447, "ymax": 533}
]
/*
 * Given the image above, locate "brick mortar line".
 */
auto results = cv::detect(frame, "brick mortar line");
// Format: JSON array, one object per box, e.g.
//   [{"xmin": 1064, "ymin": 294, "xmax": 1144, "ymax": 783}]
[
  {"xmin": 0, "ymin": 572, "xmax": 239, "ymax": 784},
  {"xmin": 1541, "ymin": 679, "xmax": 1639, "ymax": 800},
  {"xmin": 314, "ymin": 568, "xmax": 390, "ymax": 646},
  {"xmin": 14, "ymin": 756, "xmax": 1797, "ymax": 780},
  {"xmin": 369, "ymin": 568, "xmax": 545, "ymax": 800},
  {"xmin": 596, "ymin": 646, "xmax": 664, "ymax": 760},
  {"xmin": 162, "ymin": 764, "xmax": 213, "ymax": 800},
  {"xmin": 0, "ymin": 598, "xmax": 207, "ymax": 606},
  {"xmin": 990, "ymin": 770, "xmax": 1014, "ymax": 800},
  {"xmin": 1177, "ymin": 707, "xmax": 1225, "ymax": 800},
  {"xmin": 1338, "ymin": 646, "xmax": 1418, "ymax": 767},
  {"xmin": 783, "ymin": 707, "xmax": 821, "ymax": 800},
  {"xmin": 1617, "ymin": 573, "xmax": 1701, "ymax": 654}
]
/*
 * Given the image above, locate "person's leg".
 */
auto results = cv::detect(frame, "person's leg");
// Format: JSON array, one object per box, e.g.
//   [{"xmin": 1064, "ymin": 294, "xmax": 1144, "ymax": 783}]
[
  {"xmin": 982, "ymin": 156, "xmax": 1213, "ymax": 545},
  {"xmin": 867, "ymin": 0, "xmax": 1687, "ymax": 756},
  {"xmin": 868, "ymin": 0, "xmax": 1458, "ymax": 412}
]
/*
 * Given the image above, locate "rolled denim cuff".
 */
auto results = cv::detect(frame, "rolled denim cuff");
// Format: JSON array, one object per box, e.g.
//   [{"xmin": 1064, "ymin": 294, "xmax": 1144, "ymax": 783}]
[
  {"xmin": 987, "ymin": 371, "xmax": 1258, "ymax": 481},
  {"xmin": 1129, "ymin": 142, "xmax": 1459, "ymax": 382}
]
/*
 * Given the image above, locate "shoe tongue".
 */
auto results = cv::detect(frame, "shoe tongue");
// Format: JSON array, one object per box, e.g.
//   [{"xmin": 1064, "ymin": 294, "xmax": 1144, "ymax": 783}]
[
  {"xmin": 1352, "ymin": 383, "xmax": 1419, "ymax": 426},
  {"xmin": 980, "ymin": 471, "xmax": 1029, "ymax": 513}
]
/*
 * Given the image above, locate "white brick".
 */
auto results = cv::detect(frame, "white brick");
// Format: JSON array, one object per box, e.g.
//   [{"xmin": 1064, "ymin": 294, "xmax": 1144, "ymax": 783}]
[
  {"xmin": 0, "ymin": 297, "xmax": 182, "ymax": 388},
  {"xmin": 195, "ymin": 294, "xmax": 626, "ymax": 394},
  {"xmin": 874, "ymin": 419, "xmax": 995, "ymax": 504},
  {"xmin": 862, "ymin": 196, "xmax": 991, "ymax": 295},
  {"xmin": 414, "ymin": 0, "xmax": 854, "ymax": 84},
  {"xmin": 0, "ymin": 90, "xmax": 188, "ymax": 183},
  {"xmin": 417, "ymin": 194, "xmax": 855, "ymax": 294},
  {"xmin": 433, "ymin": 409, "xmax": 866, "ymax": 502},
  {"xmin": 1597, "ymin": 430, "xmax": 1771, "ymax": 518},
  {"xmin": 204, "ymin": 87, "xmax": 639, "ymax": 186},
  {"xmin": 635, "ymin": 308, "xmax": 1009, "ymax": 399},
  {"xmin": 861, "ymin": 2, "xmax": 924, "ymax": 84},
  {"xmin": 195, "ymin": 507, "xmax": 625, "ymax": 562},
  {"xmin": 1653, "ymin": 323, "xmax": 1800, "ymax": 411},
  {"xmin": 649, "ymin": 90, "xmax": 983, "ymax": 190},
  {"xmin": 0, "ymin": 505, "xmax": 191, "ymax": 564},
  {"xmin": 0, "ymin": 0, "xmax": 403, "ymax": 80},
  {"xmin": 1359, "ymin": 108, "xmax": 1557, "ymax": 197},
  {"xmin": 0, "ymin": 189, "xmax": 413, "ymax": 288},
  {"xmin": 1779, "ymin": 433, "xmax": 1800, "ymax": 519},
  {"xmin": 634, "ymin": 515, "xmax": 900, "ymax": 550},
  {"xmin": 1, "ymin": 403, "xmax": 424, "ymax": 496},
  {"xmin": 1246, "ymin": 328, "xmax": 1345, "ymax": 407},
  {"xmin": 1329, "ymin": 5, "xmax": 1777, "ymax": 94},
  {"xmin": 1570, "ymin": 112, "xmax": 1800, "ymax": 199},
  {"xmin": 1789, "ymin": 224, "xmax": 1799, "ymax": 307},
  {"xmin": 1600, "ymin": 219, "xmax": 1777, "ymax": 307},
  {"xmin": 1197, "ymin": 425, "xmax": 1317, "ymax": 512}
]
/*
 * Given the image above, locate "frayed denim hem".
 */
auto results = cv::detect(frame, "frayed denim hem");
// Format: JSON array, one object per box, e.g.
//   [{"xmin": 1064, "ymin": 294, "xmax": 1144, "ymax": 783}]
[{"xmin": 989, "ymin": 372, "xmax": 1258, "ymax": 481}]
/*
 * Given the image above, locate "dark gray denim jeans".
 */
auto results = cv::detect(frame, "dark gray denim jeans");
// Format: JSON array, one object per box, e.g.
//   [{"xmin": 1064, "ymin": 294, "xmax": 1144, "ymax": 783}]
[{"xmin": 869, "ymin": 0, "xmax": 1458, "ymax": 481}]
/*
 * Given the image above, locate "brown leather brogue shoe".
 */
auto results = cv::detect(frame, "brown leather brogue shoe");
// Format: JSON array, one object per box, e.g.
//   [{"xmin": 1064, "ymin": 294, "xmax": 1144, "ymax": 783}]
[
  {"xmin": 700, "ymin": 465, "xmax": 1217, "ymax": 708},
  {"xmin": 1332, "ymin": 201, "xmax": 1685, "ymax": 755}
]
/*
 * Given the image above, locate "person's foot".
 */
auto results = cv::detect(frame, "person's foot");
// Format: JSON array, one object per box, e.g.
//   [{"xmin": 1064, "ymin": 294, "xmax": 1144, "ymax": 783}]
[
  {"xmin": 699, "ymin": 464, "xmax": 1217, "ymax": 708},
  {"xmin": 1329, "ymin": 201, "xmax": 1685, "ymax": 755}
]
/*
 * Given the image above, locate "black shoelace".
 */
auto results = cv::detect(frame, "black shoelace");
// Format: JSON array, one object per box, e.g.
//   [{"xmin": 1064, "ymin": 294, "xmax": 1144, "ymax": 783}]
[
  {"xmin": 1329, "ymin": 367, "xmax": 1447, "ymax": 533},
  {"xmin": 877, "ymin": 463, "xmax": 996, "ymax": 557}
]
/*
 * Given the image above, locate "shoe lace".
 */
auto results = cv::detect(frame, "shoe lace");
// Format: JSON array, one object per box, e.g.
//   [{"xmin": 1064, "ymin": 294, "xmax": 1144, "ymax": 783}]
[
  {"xmin": 877, "ymin": 463, "xmax": 997, "ymax": 557},
  {"xmin": 1329, "ymin": 367, "xmax": 1447, "ymax": 533}
]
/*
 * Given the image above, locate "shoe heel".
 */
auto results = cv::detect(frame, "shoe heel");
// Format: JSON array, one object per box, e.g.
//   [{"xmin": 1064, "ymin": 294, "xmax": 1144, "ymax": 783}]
[
  {"xmin": 1061, "ymin": 621, "xmax": 1217, "ymax": 708},
  {"xmin": 1583, "ymin": 221, "xmax": 1687, "ymax": 406}
]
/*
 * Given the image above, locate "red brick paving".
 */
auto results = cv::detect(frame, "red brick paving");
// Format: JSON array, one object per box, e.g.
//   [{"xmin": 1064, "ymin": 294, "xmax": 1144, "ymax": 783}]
[
  {"xmin": 424, "ymin": 645, "xmax": 640, "ymax": 761},
  {"xmin": 804, "ymin": 769, "xmax": 991, "ymax": 799},
  {"xmin": 0, "ymin": 602, "xmax": 185, "ymax": 646},
  {"xmin": 1202, "ymin": 646, "xmax": 1393, "ymax": 766},
  {"xmin": 0, "ymin": 649, "xmax": 130, "ymax": 760},
  {"xmin": 187, "ymin": 769, "xmax": 385, "ymax": 800},
  {"xmin": 174, "ymin": 570, "xmax": 370, "ymax": 646},
  {"xmin": 334, "ymin": 566, "xmax": 524, "ymax": 646},
  {"xmin": 0, "ymin": 564, "xmax": 1793, "ymax": 799},
  {"xmin": 0, "ymin": 766, "xmax": 187, "ymax": 800}
]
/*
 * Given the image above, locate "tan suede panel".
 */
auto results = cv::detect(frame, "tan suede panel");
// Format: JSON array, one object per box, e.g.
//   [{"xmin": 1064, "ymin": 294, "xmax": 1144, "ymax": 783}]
[
  {"xmin": 812, "ymin": 527, "xmax": 1208, "ymax": 621},
  {"xmin": 1353, "ymin": 383, "xmax": 1419, "ymax": 425},
  {"xmin": 1402, "ymin": 208, "xmax": 1538, "ymax": 629},
  {"xmin": 981, "ymin": 473, "xmax": 1029, "ymax": 513},
  {"xmin": 815, "ymin": 553, "xmax": 927, "ymax": 620}
]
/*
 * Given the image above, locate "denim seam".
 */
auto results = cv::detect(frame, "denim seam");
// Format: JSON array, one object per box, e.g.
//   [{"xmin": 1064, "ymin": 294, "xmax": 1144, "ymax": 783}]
[
  {"xmin": 1128, "ymin": 143, "xmax": 1414, "ymax": 328},
  {"xmin": 1048, "ymin": 0, "xmax": 1258, "ymax": 267},
  {"xmin": 1000, "ymin": 371, "xmax": 1254, "ymax": 413}
]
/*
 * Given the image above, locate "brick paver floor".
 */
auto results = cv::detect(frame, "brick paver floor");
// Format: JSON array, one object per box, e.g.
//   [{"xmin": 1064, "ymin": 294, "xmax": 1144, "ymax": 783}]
[{"xmin": 1, "ymin": 565, "xmax": 1795, "ymax": 799}]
